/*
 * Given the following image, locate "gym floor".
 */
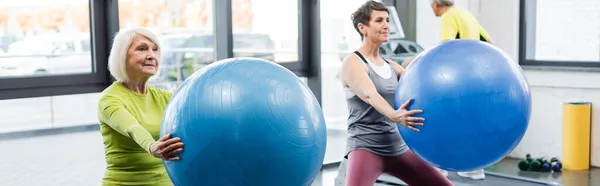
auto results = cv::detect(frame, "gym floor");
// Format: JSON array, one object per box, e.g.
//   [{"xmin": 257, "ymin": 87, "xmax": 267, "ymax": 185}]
[{"xmin": 2, "ymin": 129, "xmax": 599, "ymax": 186}]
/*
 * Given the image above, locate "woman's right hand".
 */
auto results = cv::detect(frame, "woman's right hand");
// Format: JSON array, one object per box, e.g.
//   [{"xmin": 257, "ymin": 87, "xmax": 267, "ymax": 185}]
[
  {"xmin": 387, "ymin": 99, "xmax": 425, "ymax": 132},
  {"xmin": 150, "ymin": 133, "xmax": 184, "ymax": 161}
]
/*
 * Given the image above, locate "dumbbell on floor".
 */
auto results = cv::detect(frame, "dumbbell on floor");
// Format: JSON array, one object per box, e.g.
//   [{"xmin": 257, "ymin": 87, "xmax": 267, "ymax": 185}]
[
  {"xmin": 550, "ymin": 157, "xmax": 562, "ymax": 172},
  {"xmin": 518, "ymin": 154, "xmax": 562, "ymax": 173}
]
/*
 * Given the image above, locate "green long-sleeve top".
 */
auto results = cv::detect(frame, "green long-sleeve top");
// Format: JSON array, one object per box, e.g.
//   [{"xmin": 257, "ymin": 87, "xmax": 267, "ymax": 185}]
[{"xmin": 97, "ymin": 81, "xmax": 173, "ymax": 186}]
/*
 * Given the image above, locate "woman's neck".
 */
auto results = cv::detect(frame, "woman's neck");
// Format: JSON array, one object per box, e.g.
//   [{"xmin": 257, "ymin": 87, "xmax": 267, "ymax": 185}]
[
  {"xmin": 121, "ymin": 79, "xmax": 149, "ymax": 94},
  {"xmin": 358, "ymin": 39, "xmax": 382, "ymax": 59},
  {"xmin": 437, "ymin": 6, "xmax": 453, "ymax": 16}
]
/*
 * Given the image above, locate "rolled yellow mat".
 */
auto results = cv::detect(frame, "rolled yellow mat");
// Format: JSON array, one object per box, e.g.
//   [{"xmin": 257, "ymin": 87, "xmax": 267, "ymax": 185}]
[{"xmin": 562, "ymin": 102, "xmax": 591, "ymax": 170}]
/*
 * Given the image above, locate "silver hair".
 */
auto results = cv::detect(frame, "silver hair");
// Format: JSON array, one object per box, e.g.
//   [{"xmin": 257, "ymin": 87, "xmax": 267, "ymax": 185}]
[
  {"xmin": 107, "ymin": 27, "xmax": 161, "ymax": 83},
  {"xmin": 431, "ymin": 0, "xmax": 454, "ymax": 6}
]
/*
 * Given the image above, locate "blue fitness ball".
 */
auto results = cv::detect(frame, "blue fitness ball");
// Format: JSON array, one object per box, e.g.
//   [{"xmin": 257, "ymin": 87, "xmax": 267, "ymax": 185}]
[
  {"xmin": 394, "ymin": 40, "xmax": 531, "ymax": 172},
  {"xmin": 160, "ymin": 58, "xmax": 328, "ymax": 186}
]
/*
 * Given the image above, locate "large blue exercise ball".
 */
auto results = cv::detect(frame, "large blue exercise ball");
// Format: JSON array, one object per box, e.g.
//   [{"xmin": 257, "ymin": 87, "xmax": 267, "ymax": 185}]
[
  {"xmin": 160, "ymin": 58, "xmax": 327, "ymax": 186},
  {"xmin": 394, "ymin": 40, "xmax": 531, "ymax": 172}
]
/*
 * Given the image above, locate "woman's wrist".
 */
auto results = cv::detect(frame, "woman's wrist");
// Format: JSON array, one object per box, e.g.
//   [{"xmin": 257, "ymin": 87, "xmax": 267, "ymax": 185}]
[{"xmin": 149, "ymin": 142, "xmax": 160, "ymax": 158}]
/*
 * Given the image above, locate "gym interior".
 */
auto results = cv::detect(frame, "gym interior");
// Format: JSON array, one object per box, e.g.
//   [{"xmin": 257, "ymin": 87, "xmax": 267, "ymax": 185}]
[{"xmin": 1, "ymin": 0, "xmax": 599, "ymax": 185}]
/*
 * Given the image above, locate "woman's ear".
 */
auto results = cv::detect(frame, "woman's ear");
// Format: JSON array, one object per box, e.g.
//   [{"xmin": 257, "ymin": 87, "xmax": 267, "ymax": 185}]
[{"xmin": 358, "ymin": 23, "xmax": 367, "ymax": 35}]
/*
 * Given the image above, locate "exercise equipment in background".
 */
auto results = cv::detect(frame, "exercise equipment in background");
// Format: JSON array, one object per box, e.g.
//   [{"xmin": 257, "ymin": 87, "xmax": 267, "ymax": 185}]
[
  {"xmin": 160, "ymin": 58, "xmax": 328, "ymax": 186},
  {"xmin": 517, "ymin": 154, "xmax": 562, "ymax": 173},
  {"xmin": 551, "ymin": 157, "xmax": 563, "ymax": 172},
  {"xmin": 562, "ymin": 102, "xmax": 591, "ymax": 170},
  {"xmin": 394, "ymin": 40, "xmax": 532, "ymax": 172}
]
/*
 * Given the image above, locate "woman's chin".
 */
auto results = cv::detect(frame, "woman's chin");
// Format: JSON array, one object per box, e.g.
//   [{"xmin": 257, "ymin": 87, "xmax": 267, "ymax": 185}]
[{"xmin": 141, "ymin": 70, "xmax": 157, "ymax": 77}]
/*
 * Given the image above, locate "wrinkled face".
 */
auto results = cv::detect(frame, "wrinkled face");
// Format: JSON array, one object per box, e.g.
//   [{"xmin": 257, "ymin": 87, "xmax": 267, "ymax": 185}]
[
  {"xmin": 126, "ymin": 34, "xmax": 159, "ymax": 80},
  {"xmin": 359, "ymin": 10, "xmax": 390, "ymax": 43}
]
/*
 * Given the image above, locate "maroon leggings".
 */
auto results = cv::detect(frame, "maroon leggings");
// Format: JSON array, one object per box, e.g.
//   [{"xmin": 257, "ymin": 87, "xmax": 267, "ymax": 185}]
[{"xmin": 346, "ymin": 149, "xmax": 453, "ymax": 186}]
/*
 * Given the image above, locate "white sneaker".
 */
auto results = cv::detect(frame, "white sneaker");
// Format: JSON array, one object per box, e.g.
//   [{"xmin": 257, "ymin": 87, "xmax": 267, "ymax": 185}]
[
  {"xmin": 435, "ymin": 168, "xmax": 448, "ymax": 177},
  {"xmin": 457, "ymin": 169, "xmax": 486, "ymax": 180}
]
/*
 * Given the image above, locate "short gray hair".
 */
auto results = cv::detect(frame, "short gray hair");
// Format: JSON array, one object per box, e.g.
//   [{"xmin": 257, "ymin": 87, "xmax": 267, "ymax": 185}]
[
  {"xmin": 431, "ymin": 0, "xmax": 454, "ymax": 6},
  {"xmin": 107, "ymin": 27, "xmax": 161, "ymax": 82}
]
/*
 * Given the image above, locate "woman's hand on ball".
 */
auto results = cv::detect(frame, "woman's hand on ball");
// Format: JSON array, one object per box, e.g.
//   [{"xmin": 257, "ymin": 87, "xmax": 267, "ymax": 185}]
[
  {"xmin": 150, "ymin": 133, "xmax": 184, "ymax": 161},
  {"xmin": 390, "ymin": 99, "xmax": 424, "ymax": 132}
]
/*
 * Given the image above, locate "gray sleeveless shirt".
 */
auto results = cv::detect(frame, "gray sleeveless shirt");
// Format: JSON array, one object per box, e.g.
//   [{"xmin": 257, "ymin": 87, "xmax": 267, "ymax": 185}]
[{"xmin": 344, "ymin": 51, "xmax": 408, "ymax": 158}]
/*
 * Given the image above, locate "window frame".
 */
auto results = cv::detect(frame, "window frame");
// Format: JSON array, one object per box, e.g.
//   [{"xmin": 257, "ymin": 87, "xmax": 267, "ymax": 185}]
[
  {"xmin": 0, "ymin": 0, "xmax": 320, "ymax": 103},
  {"xmin": 213, "ymin": 0, "xmax": 320, "ymax": 101},
  {"xmin": 519, "ymin": 0, "xmax": 600, "ymax": 68},
  {"xmin": 213, "ymin": 0, "xmax": 311, "ymax": 77},
  {"xmin": 0, "ymin": 0, "xmax": 118, "ymax": 100}
]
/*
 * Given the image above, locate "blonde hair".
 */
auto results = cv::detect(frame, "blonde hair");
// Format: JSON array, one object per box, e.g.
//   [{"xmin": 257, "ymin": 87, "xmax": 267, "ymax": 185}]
[{"xmin": 107, "ymin": 27, "xmax": 161, "ymax": 82}]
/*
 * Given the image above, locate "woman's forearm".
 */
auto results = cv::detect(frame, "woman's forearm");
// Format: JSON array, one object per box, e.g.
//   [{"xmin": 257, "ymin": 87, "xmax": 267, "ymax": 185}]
[{"xmin": 362, "ymin": 89, "xmax": 397, "ymax": 118}]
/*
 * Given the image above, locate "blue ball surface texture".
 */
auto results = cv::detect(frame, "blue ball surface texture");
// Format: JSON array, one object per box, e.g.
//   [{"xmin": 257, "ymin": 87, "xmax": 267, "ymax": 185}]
[
  {"xmin": 394, "ymin": 40, "xmax": 531, "ymax": 171},
  {"xmin": 160, "ymin": 58, "xmax": 327, "ymax": 186}
]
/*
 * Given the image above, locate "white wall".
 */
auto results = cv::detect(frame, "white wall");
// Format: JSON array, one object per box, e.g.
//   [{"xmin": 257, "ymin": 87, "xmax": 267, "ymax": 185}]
[
  {"xmin": 416, "ymin": 0, "xmax": 473, "ymax": 48},
  {"xmin": 416, "ymin": 0, "xmax": 600, "ymax": 166},
  {"xmin": 415, "ymin": 0, "xmax": 440, "ymax": 49}
]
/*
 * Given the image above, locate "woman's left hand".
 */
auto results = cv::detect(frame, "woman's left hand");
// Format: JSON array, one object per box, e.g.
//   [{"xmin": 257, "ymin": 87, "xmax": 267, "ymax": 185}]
[{"xmin": 150, "ymin": 133, "xmax": 184, "ymax": 161}]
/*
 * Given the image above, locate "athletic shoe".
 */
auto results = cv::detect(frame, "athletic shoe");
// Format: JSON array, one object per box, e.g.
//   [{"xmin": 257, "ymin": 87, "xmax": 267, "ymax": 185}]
[
  {"xmin": 435, "ymin": 167, "xmax": 448, "ymax": 177},
  {"xmin": 457, "ymin": 169, "xmax": 486, "ymax": 180}
]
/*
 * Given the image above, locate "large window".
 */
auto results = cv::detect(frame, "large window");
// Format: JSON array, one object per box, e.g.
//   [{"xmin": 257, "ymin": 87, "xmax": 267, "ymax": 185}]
[
  {"xmin": 0, "ymin": 0, "xmax": 318, "ymax": 133},
  {"xmin": 520, "ymin": 0, "xmax": 600, "ymax": 67},
  {"xmin": 117, "ymin": 0, "xmax": 306, "ymax": 90},
  {"xmin": 0, "ymin": 0, "xmax": 113, "ymax": 100},
  {"xmin": 0, "ymin": 1, "xmax": 92, "ymax": 78},
  {"xmin": 0, "ymin": 0, "xmax": 314, "ymax": 100},
  {"xmin": 0, "ymin": 0, "xmax": 107, "ymax": 132},
  {"xmin": 232, "ymin": 0, "xmax": 298, "ymax": 63},
  {"xmin": 118, "ymin": 0, "xmax": 215, "ymax": 92},
  {"xmin": 320, "ymin": 0, "xmax": 368, "ymax": 131}
]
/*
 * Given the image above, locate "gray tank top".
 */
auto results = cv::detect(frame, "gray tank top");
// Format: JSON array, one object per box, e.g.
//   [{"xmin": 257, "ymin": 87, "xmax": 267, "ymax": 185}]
[{"xmin": 344, "ymin": 51, "xmax": 408, "ymax": 158}]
